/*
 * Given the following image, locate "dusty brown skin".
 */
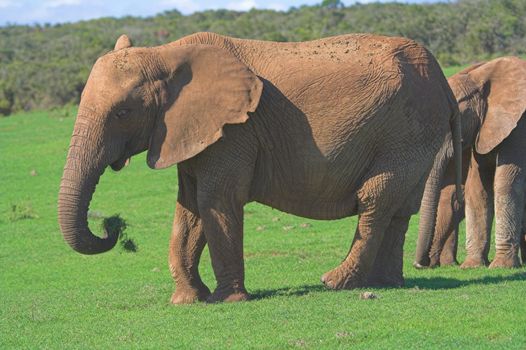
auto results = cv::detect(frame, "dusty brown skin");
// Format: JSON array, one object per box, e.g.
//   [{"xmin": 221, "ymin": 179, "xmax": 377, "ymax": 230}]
[
  {"xmin": 58, "ymin": 32, "xmax": 461, "ymax": 303},
  {"xmin": 414, "ymin": 57, "xmax": 526, "ymax": 268}
]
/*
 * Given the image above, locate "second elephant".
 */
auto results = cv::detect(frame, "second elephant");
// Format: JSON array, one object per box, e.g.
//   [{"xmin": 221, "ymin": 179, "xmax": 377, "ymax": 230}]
[{"xmin": 415, "ymin": 57, "xmax": 526, "ymax": 268}]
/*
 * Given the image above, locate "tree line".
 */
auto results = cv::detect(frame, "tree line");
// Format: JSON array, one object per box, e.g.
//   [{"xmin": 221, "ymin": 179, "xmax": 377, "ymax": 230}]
[{"xmin": 0, "ymin": 0, "xmax": 525, "ymax": 116}]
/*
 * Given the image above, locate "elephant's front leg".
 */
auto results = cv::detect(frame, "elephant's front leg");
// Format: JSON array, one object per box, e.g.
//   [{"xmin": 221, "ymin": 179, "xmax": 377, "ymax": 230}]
[
  {"xmin": 198, "ymin": 197, "xmax": 248, "ymax": 303},
  {"xmin": 489, "ymin": 166, "xmax": 525, "ymax": 268},
  {"xmin": 489, "ymin": 123, "xmax": 526, "ymax": 268},
  {"xmin": 169, "ymin": 174, "xmax": 211, "ymax": 304},
  {"xmin": 461, "ymin": 153, "xmax": 494, "ymax": 268}
]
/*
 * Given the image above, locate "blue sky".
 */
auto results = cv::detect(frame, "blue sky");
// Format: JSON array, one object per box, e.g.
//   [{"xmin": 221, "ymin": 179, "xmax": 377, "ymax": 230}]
[{"xmin": 0, "ymin": 0, "xmax": 435, "ymax": 26}]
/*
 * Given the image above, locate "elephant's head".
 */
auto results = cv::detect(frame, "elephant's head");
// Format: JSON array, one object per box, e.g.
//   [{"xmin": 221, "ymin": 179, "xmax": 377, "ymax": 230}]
[
  {"xmin": 58, "ymin": 35, "xmax": 262, "ymax": 254},
  {"xmin": 415, "ymin": 57, "xmax": 526, "ymax": 267},
  {"xmin": 449, "ymin": 57, "xmax": 526, "ymax": 154}
]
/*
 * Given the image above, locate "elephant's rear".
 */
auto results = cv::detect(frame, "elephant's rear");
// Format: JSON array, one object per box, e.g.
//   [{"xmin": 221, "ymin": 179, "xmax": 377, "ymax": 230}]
[
  {"xmin": 404, "ymin": 41, "xmax": 464, "ymax": 267},
  {"xmin": 389, "ymin": 38, "xmax": 458, "ymax": 152}
]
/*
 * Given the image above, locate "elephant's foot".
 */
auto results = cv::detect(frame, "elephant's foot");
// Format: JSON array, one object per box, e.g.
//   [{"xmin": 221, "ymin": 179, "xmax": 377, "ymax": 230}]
[
  {"xmin": 412, "ymin": 261, "xmax": 429, "ymax": 269},
  {"xmin": 206, "ymin": 286, "xmax": 250, "ymax": 303},
  {"xmin": 321, "ymin": 266, "xmax": 366, "ymax": 290},
  {"xmin": 460, "ymin": 256, "xmax": 488, "ymax": 269},
  {"xmin": 428, "ymin": 255, "xmax": 441, "ymax": 268},
  {"xmin": 171, "ymin": 285, "xmax": 211, "ymax": 305},
  {"xmin": 489, "ymin": 254, "xmax": 520, "ymax": 269},
  {"xmin": 439, "ymin": 256, "xmax": 459, "ymax": 267}
]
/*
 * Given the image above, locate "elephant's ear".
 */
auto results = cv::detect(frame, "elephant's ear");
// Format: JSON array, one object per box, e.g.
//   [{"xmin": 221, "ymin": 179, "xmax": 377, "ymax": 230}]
[
  {"xmin": 147, "ymin": 44, "xmax": 263, "ymax": 169},
  {"xmin": 470, "ymin": 57, "xmax": 526, "ymax": 154},
  {"xmin": 114, "ymin": 34, "xmax": 132, "ymax": 50}
]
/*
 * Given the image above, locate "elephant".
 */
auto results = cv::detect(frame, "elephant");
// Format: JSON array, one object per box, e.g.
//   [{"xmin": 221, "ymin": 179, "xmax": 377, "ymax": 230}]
[
  {"xmin": 414, "ymin": 57, "xmax": 526, "ymax": 268},
  {"xmin": 58, "ymin": 32, "xmax": 462, "ymax": 304}
]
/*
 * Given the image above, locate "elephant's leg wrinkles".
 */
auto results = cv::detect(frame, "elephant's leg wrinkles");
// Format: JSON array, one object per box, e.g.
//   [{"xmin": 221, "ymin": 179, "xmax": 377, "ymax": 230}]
[
  {"xmin": 367, "ymin": 215, "xmax": 408, "ymax": 287},
  {"xmin": 192, "ymin": 133, "xmax": 257, "ymax": 303},
  {"xmin": 439, "ymin": 227, "xmax": 460, "ymax": 266},
  {"xmin": 322, "ymin": 157, "xmax": 423, "ymax": 290},
  {"xmin": 428, "ymin": 184, "xmax": 460, "ymax": 267},
  {"xmin": 490, "ymin": 144, "xmax": 525, "ymax": 268},
  {"xmin": 368, "ymin": 173, "xmax": 427, "ymax": 286},
  {"xmin": 462, "ymin": 153, "xmax": 494, "ymax": 268},
  {"xmin": 438, "ymin": 148, "xmax": 471, "ymax": 266},
  {"xmin": 490, "ymin": 185, "xmax": 523, "ymax": 268},
  {"xmin": 169, "ymin": 173, "xmax": 210, "ymax": 304},
  {"xmin": 198, "ymin": 197, "xmax": 248, "ymax": 303}
]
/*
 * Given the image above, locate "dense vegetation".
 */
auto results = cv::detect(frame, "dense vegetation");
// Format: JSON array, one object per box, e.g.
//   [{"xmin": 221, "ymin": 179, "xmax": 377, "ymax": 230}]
[{"xmin": 1, "ymin": 0, "xmax": 525, "ymax": 116}]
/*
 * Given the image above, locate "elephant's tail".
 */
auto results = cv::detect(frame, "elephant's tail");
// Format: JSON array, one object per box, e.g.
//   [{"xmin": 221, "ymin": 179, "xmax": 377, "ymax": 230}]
[{"xmin": 449, "ymin": 92, "xmax": 464, "ymax": 210}]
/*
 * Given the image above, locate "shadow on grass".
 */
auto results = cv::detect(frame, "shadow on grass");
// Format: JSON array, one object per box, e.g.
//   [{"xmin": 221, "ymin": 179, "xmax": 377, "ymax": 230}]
[
  {"xmin": 250, "ymin": 272, "xmax": 526, "ymax": 299},
  {"xmin": 405, "ymin": 271, "xmax": 526, "ymax": 290}
]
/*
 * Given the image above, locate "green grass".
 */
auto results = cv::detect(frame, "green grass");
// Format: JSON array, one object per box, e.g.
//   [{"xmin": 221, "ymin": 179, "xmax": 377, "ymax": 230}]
[
  {"xmin": 442, "ymin": 65, "xmax": 465, "ymax": 77},
  {"xmin": 1, "ymin": 66, "xmax": 525, "ymax": 348}
]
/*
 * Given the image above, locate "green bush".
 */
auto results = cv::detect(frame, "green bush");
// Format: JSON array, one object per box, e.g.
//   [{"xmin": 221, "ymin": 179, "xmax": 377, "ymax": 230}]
[{"xmin": 0, "ymin": 0, "xmax": 525, "ymax": 116}]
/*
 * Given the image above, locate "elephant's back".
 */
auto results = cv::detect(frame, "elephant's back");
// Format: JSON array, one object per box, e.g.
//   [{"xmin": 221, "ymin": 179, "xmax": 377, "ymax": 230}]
[{"xmin": 172, "ymin": 32, "xmax": 433, "ymax": 76}]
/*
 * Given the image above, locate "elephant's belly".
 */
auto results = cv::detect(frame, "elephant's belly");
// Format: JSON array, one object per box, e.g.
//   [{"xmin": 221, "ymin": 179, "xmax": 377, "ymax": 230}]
[
  {"xmin": 255, "ymin": 195, "xmax": 359, "ymax": 220},
  {"xmin": 250, "ymin": 142, "xmax": 371, "ymax": 220},
  {"xmin": 251, "ymin": 164, "xmax": 362, "ymax": 220}
]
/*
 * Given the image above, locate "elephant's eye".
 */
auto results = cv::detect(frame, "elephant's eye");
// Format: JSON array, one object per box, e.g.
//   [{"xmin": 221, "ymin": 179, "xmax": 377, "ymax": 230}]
[{"xmin": 115, "ymin": 109, "xmax": 130, "ymax": 119}]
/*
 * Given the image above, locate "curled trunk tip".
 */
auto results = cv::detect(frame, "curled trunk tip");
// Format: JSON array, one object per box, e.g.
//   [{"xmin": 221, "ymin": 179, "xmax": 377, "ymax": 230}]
[{"xmin": 58, "ymin": 148, "xmax": 118, "ymax": 255}]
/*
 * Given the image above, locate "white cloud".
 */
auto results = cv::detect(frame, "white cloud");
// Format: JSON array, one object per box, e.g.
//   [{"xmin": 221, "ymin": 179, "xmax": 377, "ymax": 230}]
[
  {"xmin": 266, "ymin": 2, "xmax": 287, "ymax": 11},
  {"xmin": 0, "ymin": 0, "xmax": 16, "ymax": 8},
  {"xmin": 44, "ymin": 0, "xmax": 83, "ymax": 8},
  {"xmin": 226, "ymin": 0, "xmax": 257, "ymax": 11},
  {"xmin": 160, "ymin": 0, "xmax": 201, "ymax": 14}
]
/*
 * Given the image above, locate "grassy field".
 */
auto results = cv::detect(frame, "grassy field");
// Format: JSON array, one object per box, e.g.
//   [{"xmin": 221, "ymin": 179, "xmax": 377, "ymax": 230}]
[{"xmin": 1, "ymin": 67, "xmax": 525, "ymax": 349}]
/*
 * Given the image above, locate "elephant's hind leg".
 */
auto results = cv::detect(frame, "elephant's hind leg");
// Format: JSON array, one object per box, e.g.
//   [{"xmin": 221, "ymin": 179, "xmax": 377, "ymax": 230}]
[
  {"xmin": 368, "ymin": 173, "xmax": 427, "ymax": 286},
  {"xmin": 321, "ymin": 158, "xmax": 420, "ymax": 290},
  {"xmin": 429, "ymin": 185, "xmax": 463, "ymax": 267},
  {"xmin": 366, "ymin": 214, "xmax": 408, "ymax": 287},
  {"xmin": 439, "ymin": 227, "xmax": 460, "ymax": 266},
  {"xmin": 169, "ymin": 172, "xmax": 211, "ymax": 304}
]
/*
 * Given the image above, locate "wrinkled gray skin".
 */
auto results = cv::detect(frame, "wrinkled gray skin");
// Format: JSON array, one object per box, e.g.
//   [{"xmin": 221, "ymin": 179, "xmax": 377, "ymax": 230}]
[
  {"xmin": 58, "ymin": 32, "xmax": 462, "ymax": 303},
  {"xmin": 415, "ymin": 57, "xmax": 526, "ymax": 268}
]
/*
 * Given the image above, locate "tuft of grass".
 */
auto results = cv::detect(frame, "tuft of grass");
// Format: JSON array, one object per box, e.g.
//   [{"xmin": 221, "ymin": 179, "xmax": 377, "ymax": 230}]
[
  {"xmin": 102, "ymin": 215, "xmax": 138, "ymax": 252},
  {"xmin": 7, "ymin": 202, "xmax": 38, "ymax": 221}
]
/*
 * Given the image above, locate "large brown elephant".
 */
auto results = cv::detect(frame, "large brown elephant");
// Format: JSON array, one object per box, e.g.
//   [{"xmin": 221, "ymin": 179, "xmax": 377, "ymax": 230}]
[
  {"xmin": 58, "ymin": 32, "xmax": 462, "ymax": 304},
  {"xmin": 414, "ymin": 57, "xmax": 526, "ymax": 268}
]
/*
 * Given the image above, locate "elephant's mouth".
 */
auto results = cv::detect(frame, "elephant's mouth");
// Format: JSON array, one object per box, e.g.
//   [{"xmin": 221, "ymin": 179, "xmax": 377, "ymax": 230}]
[{"xmin": 110, "ymin": 154, "xmax": 131, "ymax": 171}]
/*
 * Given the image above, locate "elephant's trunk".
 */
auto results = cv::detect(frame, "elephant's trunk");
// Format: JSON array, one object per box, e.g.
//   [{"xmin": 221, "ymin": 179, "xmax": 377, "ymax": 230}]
[
  {"xmin": 414, "ymin": 110, "xmax": 463, "ymax": 267},
  {"xmin": 58, "ymin": 121, "xmax": 119, "ymax": 254}
]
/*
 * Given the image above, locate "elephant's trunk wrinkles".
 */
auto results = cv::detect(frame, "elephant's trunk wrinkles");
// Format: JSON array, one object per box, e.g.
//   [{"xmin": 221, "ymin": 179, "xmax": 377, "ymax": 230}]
[
  {"xmin": 414, "ymin": 104, "xmax": 463, "ymax": 267},
  {"xmin": 58, "ymin": 125, "xmax": 119, "ymax": 255}
]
